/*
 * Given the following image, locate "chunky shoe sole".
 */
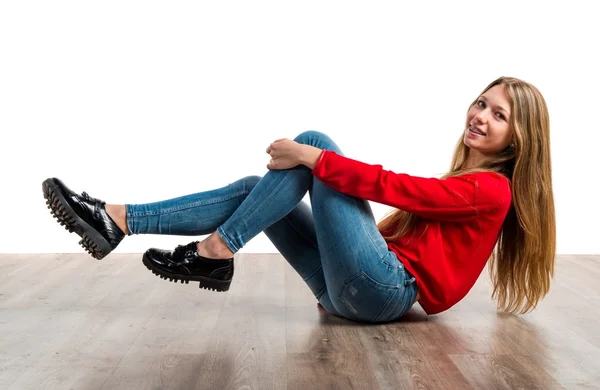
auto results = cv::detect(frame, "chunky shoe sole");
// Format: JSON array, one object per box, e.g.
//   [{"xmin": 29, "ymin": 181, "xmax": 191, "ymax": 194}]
[
  {"xmin": 142, "ymin": 252, "xmax": 232, "ymax": 292},
  {"xmin": 42, "ymin": 179, "xmax": 113, "ymax": 260}
]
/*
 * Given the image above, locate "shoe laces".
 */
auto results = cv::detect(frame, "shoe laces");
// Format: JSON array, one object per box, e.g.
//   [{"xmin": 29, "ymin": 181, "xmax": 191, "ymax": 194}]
[
  {"xmin": 173, "ymin": 241, "xmax": 200, "ymax": 261},
  {"xmin": 81, "ymin": 191, "xmax": 104, "ymax": 218},
  {"xmin": 81, "ymin": 191, "xmax": 103, "ymax": 204}
]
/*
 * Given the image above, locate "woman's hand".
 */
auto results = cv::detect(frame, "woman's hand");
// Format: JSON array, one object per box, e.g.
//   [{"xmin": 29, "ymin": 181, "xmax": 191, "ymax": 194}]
[
  {"xmin": 266, "ymin": 138, "xmax": 305, "ymax": 170},
  {"xmin": 266, "ymin": 138, "xmax": 324, "ymax": 170}
]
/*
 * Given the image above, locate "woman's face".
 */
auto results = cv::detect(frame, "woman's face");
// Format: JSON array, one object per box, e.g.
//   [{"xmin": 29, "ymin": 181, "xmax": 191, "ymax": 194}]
[{"xmin": 464, "ymin": 84, "xmax": 513, "ymax": 157}]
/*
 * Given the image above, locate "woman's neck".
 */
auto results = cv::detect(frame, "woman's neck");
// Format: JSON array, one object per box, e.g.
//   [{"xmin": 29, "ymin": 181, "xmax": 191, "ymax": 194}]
[{"xmin": 464, "ymin": 150, "xmax": 485, "ymax": 169}]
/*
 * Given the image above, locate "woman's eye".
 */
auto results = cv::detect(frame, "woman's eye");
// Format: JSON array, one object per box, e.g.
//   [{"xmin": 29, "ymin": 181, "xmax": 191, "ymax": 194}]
[{"xmin": 478, "ymin": 100, "xmax": 505, "ymax": 120}]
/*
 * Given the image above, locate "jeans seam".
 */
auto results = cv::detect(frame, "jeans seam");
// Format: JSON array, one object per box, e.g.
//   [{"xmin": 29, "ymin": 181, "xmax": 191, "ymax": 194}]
[
  {"xmin": 303, "ymin": 265, "xmax": 323, "ymax": 282},
  {"xmin": 315, "ymin": 284, "xmax": 327, "ymax": 300},
  {"xmin": 353, "ymin": 197, "xmax": 388, "ymax": 260},
  {"xmin": 372, "ymin": 285, "xmax": 400, "ymax": 323},
  {"xmin": 224, "ymin": 170, "xmax": 295, "ymax": 245},
  {"xmin": 394, "ymin": 284, "xmax": 416, "ymax": 320},
  {"xmin": 129, "ymin": 190, "xmax": 250, "ymax": 217},
  {"xmin": 125, "ymin": 207, "xmax": 135, "ymax": 236},
  {"xmin": 282, "ymin": 214, "xmax": 319, "ymax": 250},
  {"xmin": 217, "ymin": 226, "xmax": 238, "ymax": 254}
]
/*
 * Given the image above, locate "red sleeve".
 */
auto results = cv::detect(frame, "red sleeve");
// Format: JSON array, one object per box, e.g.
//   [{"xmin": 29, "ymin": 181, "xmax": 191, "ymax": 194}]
[{"xmin": 311, "ymin": 150, "xmax": 511, "ymax": 221}]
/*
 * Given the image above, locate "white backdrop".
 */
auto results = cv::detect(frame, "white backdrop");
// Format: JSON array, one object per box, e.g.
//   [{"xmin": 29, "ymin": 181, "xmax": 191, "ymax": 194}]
[{"xmin": 1, "ymin": 1, "xmax": 598, "ymax": 255}]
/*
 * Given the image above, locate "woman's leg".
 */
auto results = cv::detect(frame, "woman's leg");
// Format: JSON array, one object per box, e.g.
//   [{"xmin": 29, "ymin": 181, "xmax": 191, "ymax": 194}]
[
  {"xmin": 125, "ymin": 170, "xmax": 342, "ymax": 314},
  {"xmin": 264, "ymin": 131, "xmax": 418, "ymax": 323},
  {"xmin": 41, "ymin": 130, "xmax": 336, "ymax": 281},
  {"xmin": 130, "ymin": 130, "xmax": 416, "ymax": 322},
  {"xmin": 121, "ymin": 131, "xmax": 344, "ymax": 312},
  {"xmin": 220, "ymin": 172, "xmax": 418, "ymax": 323},
  {"xmin": 126, "ymin": 131, "xmax": 336, "ymax": 258},
  {"xmin": 308, "ymin": 175, "xmax": 418, "ymax": 323},
  {"xmin": 261, "ymin": 200, "xmax": 344, "ymax": 316},
  {"xmin": 125, "ymin": 176, "xmax": 262, "ymax": 238},
  {"xmin": 123, "ymin": 131, "xmax": 337, "ymax": 289}
]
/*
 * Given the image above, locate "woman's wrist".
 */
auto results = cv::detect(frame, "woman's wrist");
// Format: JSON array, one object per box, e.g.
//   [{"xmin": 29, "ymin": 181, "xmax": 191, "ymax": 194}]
[{"xmin": 301, "ymin": 145, "xmax": 324, "ymax": 169}]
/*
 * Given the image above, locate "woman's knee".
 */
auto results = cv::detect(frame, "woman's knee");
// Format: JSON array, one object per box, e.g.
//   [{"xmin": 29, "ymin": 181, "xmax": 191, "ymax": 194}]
[{"xmin": 293, "ymin": 130, "xmax": 343, "ymax": 154}]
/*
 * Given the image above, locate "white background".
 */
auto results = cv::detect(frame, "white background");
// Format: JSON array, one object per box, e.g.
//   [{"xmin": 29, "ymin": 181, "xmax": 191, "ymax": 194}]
[{"xmin": 1, "ymin": 1, "xmax": 598, "ymax": 255}]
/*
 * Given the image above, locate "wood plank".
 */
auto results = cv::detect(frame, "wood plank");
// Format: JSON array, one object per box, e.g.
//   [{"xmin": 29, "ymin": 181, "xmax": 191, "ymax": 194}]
[
  {"xmin": 0, "ymin": 254, "xmax": 130, "ymax": 388},
  {"xmin": 101, "ymin": 278, "xmax": 227, "ymax": 389},
  {"xmin": 101, "ymin": 353, "xmax": 206, "ymax": 390},
  {"xmin": 369, "ymin": 312, "xmax": 474, "ymax": 390},
  {"xmin": 185, "ymin": 253, "xmax": 287, "ymax": 389},
  {"xmin": 450, "ymin": 354, "xmax": 565, "ymax": 389},
  {"xmin": 284, "ymin": 260, "xmax": 398, "ymax": 390},
  {"xmin": 463, "ymin": 260, "xmax": 600, "ymax": 389},
  {"xmin": 6, "ymin": 254, "xmax": 165, "ymax": 389}
]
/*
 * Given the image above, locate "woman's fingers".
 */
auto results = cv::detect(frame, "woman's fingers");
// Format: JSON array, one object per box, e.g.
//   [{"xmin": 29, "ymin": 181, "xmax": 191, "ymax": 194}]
[{"xmin": 266, "ymin": 138, "xmax": 290, "ymax": 166}]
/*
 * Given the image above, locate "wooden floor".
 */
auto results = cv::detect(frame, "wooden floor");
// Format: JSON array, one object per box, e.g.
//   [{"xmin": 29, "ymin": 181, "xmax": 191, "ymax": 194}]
[{"xmin": 0, "ymin": 254, "xmax": 598, "ymax": 390}]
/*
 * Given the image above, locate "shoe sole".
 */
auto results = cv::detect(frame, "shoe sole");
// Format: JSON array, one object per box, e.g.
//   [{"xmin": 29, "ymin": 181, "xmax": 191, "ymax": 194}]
[
  {"xmin": 42, "ymin": 179, "xmax": 112, "ymax": 260},
  {"xmin": 142, "ymin": 252, "xmax": 232, "ymax": 292}
]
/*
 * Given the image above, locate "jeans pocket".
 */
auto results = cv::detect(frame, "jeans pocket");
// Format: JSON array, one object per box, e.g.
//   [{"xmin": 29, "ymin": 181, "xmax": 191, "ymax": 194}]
[{"xmin": 339, "ymin": 271, "xmax": 400, "ymax": 323}]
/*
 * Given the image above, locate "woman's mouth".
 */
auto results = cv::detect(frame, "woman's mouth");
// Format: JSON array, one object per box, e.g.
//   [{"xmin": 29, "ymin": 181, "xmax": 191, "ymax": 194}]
[{"xmin": 468, "ymin": 126, "xmax": 486, "ymax": 136}]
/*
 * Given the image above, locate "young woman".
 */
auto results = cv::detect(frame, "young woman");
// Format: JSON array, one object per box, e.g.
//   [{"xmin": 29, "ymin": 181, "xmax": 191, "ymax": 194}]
[{"xmin": 42, "ymin": 76, "xmax": 556, "ymax": 323}]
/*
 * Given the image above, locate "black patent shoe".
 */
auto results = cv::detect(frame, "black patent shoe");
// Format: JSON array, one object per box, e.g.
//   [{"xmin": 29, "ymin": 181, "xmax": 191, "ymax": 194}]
[
  {"xmin": 142, "ymin": 241, "xmax": 234, "ymax": 292},
  {"xmin": 42, "ymin": 178, "xmax": 125, "ymax": 260}
]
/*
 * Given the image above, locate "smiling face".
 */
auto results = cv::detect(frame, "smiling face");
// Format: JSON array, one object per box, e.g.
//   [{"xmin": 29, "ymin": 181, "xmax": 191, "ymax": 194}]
[{"xmin": 463, "ymin": 84, "xmax": 514, "ymax": 166}]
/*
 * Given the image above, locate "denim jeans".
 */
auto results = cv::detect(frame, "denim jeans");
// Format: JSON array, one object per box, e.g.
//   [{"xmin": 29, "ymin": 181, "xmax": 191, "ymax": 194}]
[{"xmin": 126, "ymin": 131, "xmax": 418, "ymax": 323}]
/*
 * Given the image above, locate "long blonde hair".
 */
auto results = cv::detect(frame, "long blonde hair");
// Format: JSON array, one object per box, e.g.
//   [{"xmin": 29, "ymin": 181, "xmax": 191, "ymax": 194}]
[{"xmin": 377, "ymin": 76, "xmax": 556, "ymax": 314}]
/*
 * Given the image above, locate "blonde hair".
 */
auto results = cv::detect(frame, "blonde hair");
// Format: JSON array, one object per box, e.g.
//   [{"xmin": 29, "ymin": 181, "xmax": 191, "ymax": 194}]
[{"xmin": 377, "ymin": 76, "xmax": 556, "ymax": 314}]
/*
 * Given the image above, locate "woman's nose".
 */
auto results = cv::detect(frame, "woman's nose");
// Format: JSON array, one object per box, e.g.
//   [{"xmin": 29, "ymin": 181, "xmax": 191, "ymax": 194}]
[{"xmin": 474, "ymin": 111, "xmax": 488, "ymax": 124}]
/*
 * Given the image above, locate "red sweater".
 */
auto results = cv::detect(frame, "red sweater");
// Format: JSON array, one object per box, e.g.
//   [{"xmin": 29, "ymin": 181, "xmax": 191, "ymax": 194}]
[{"xmin": 311, "ymin": 150, "xmax": 512, "ymax": 314}]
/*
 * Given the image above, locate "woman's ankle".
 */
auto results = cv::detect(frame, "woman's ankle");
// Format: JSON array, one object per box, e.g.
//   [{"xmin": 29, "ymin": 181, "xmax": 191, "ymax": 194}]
[
  {"xmin": 196, "ymin": 232, "xmax": 235, "ymax": 259},
  {"xmin": 106, "ymin": 204, "xmax": 129, "ymax": 235}
]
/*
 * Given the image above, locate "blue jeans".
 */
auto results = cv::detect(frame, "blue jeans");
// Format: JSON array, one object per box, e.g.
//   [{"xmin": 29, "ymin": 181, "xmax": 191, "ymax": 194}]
[{"xmin": 126, "ymin": 131, "xmax": 418, "ymax": 323}]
